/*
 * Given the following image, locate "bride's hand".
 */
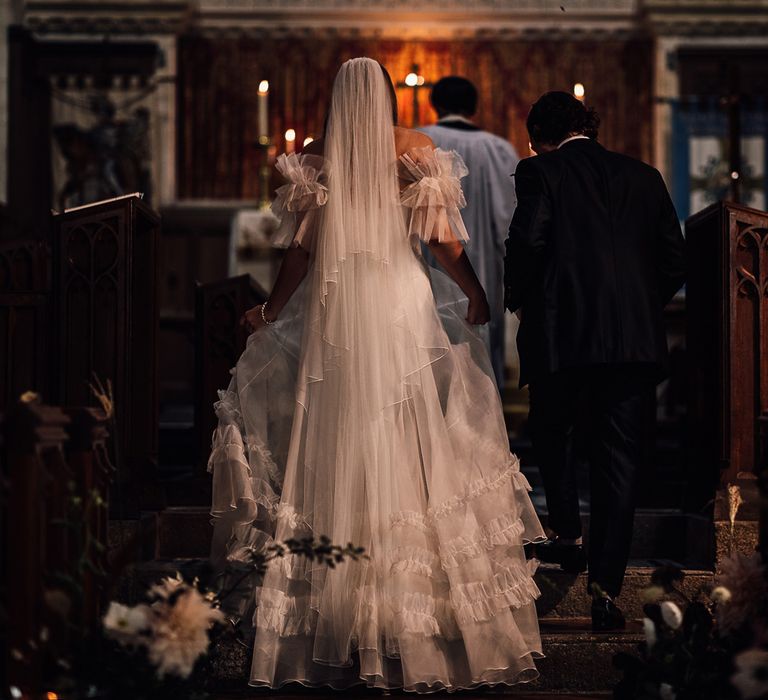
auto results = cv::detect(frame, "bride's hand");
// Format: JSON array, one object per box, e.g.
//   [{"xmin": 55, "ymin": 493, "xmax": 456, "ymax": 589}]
[
  {"xmin": 466, "ymin": 293, "xmax": 490, "ymax": 325},
  {"xmin": 241, "ymin": 305, "xmax": 266, "ymax": 334}
]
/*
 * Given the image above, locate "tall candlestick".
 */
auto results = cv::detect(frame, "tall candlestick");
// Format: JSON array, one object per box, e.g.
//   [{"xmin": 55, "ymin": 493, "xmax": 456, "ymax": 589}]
[{"xmin": 258, "ymin": 80, "xmax": 269, "ymax": 143}]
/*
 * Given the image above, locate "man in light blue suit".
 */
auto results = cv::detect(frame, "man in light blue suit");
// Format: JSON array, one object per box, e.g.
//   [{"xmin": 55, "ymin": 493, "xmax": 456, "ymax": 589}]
[{"xmin": 420, "ymin": 77, "xmax": 520, "ymax": 392}]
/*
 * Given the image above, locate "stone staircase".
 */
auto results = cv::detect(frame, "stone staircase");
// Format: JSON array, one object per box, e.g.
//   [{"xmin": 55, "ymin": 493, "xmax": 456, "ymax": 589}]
[{"xmin": 112, "ymin": 502, "xmax": 715, "ymax": 695}]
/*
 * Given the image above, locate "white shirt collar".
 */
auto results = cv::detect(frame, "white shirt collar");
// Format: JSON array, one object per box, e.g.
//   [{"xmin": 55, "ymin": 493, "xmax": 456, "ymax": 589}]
[
  {"xmin": 437, "ymin": 115, "xmax": 475, "ymax": 126},
  {"xmin": 557, "ymin": 134, "xmax": 590, "ymax": 149}
]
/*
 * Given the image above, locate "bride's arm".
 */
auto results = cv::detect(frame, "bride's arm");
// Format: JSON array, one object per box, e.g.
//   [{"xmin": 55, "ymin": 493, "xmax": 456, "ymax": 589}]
[
  {"xmin": 426, "ymin": 239, "xmax": 490, "ymax": 325},
  {"xmin": 241, "ymin": 245, "xmax": 309, "ymax": 331}
]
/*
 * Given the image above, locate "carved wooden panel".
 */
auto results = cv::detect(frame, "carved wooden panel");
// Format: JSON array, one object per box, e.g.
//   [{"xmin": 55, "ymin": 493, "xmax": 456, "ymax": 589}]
[
  {"xmin": 0, "ymin": 237, "xmax": 50, "ymax": 412},
  {"xmin": 53, "ymin": 196, "xmax": 159, "ymax": 495},
  {"xmin": 686, "ymin": 201, "xmax": 768, "ymax": 491},
  {"xmin": 195, "ymin": 274, "xmax": 267, "ymax": 476}
]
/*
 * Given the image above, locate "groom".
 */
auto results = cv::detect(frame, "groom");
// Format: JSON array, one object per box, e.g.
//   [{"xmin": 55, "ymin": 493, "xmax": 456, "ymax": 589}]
[{"xmin": 504, "ymin": 92, "xmax": 685, "ymax": 631}]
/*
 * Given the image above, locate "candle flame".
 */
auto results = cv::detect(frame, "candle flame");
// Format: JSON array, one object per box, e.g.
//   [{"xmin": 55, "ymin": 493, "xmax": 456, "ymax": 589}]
[
  {"xmin": 258, "ymin": 80, "xmax": 269, "ymax": 95},
  {"xmin": 285, "ymin": 129, "xmax": 296, "ymax": 142},
  {"xmin": 303, "ymin": 136, "xmax": 314, "ymax": 147},
  {"xmin": 573, "ymin": 83, "xmax": 585, "ymax": 99},
  {"xmin": 405, "ymin": 73, "xmax": 418, "ymax": 87}
]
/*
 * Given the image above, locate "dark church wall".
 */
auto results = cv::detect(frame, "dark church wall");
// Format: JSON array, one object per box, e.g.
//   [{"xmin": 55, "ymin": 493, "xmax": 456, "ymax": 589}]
[{"xmin": 177, "ymin": 34, "xmax": 654, "ymax": 200}]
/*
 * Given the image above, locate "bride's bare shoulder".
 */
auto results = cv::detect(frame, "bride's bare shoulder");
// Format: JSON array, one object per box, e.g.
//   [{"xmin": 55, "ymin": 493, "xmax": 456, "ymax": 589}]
[{"xmin": 394, "ymin": 127, "xmax": 435, "ymax": 157}]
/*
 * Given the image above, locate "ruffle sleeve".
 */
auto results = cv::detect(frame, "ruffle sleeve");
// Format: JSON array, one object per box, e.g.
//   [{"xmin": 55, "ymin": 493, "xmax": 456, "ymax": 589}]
[
  {"xmin": 399, "ymin": 147, "xmax": 469, "ymax": 244},
  {"xmin": 271, "ymin": 153, "xmax": 329, "ymax": 251}
]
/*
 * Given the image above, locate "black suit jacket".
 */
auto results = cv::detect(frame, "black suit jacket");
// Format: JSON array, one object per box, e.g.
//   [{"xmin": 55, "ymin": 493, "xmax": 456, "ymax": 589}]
[{"xmin": 504, "ymin": 138, "xmax": 685, "ymax": 387}]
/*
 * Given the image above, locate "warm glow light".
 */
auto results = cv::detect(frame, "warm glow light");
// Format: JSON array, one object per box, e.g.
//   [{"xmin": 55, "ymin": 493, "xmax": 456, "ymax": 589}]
[
  {"xmin": 573, "ymin": 83, "xmax": 585, "ymax": 99},
  {"xmin": 258, "ymin": 80, "xmax": 269, "ymax": 95},
  {"xmin": 47, "ymin": 693, "xmax": 59, "ymax": 700},
  {"xmin": 303, "ymin": 136, "xmax": 314, "ymax": 147},
  {"xmin": 416, "ymin": 75, "xmax": 425, "ymax": 86},
  {"xmin": 285, "ymin": 128, "xmax": 296, "ymax": 142},
  {"xmin": 405, "ymin": 72, "xmax": 419, "ymax": 87}
]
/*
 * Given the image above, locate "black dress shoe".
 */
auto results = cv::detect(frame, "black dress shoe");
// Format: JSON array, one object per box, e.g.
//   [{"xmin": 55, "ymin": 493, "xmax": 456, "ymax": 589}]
[
  {"xmin": 536, "ymin": 538, "xmax": 587, "ymax": 573},
  {"xmin": 591, "ymin": 596, "xmax": 626, "ymax": 632}
]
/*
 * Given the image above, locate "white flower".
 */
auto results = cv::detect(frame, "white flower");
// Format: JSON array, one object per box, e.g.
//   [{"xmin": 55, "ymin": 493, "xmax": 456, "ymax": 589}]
[
  {"xmin": 660, "ymin": 682, "xmax": 676, "ymax": 700},
  {"xmin": 103, "ymin": 602, "xmax": 150, "ymax": 644},
  {"xmin": 146, "ymin": 585, "xmax": 224, "ymax": 679},
  {"xmin": 711, "ymin": 586, "xmax": 733, "ymax": 605},
  {"xmin": 660, "ymin": 601, "xmax": 683, "ymax": 630},
  {"xmin": 732, "ymin": 649, "xmax": 768, "ymax": 699},
  {"xmin": 643, "ymin": 617, "xmax": 657, "ymax": 648}
]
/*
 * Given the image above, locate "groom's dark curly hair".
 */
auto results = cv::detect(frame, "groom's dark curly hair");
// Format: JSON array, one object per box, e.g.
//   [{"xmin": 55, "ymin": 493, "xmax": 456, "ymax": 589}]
[{"xmin": 526, "ymin": 91, "xmax": 600, "ymax": 146}]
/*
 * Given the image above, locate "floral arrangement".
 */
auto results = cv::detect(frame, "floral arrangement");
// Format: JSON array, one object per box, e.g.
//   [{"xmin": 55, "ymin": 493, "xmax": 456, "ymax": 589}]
[
  {"xmin": 613, "ymin": 555, "xmax": 768, "ymax": 700},
  {"xmin": 10, "ymin": 479, "xmax": 364, "ymax": 700}
]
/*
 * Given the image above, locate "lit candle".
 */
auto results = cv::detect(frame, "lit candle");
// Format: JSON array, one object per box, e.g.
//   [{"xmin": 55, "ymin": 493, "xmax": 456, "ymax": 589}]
[
  {"xmin": 405, "ymin": 72, "xmax": 418, "ymax": 87},
  {"xmin": 303, "ymin": 135, "xmax": 314, "ymax": 147},
  {"xmin": 285, "ymin": 128, "xmax": 296, "ymax": 154},
  {"xmin": 258, "ymin": 80, "xmax": 269, "ymax": 143},
  {"xmin": 573, "ymin": 83, "xmax": 585, "ymax": 102}
]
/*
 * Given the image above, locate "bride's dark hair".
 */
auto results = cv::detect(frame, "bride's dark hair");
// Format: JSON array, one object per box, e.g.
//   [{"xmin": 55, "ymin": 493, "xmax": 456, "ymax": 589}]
[
  {"xmin": 379, "ymin": 63, "xmax": 399, "ymax": 125},
  {"xmin": 526, "ymin": 91, "xmax": 600, "ymax": 146}
]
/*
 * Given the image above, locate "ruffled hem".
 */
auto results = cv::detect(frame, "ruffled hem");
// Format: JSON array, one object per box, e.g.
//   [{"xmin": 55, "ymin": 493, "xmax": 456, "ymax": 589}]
[
  {"xmin": 440, "ymin": 513, "xmax": 526, "ymax": 569},
  {"xmin": 255, "ymin": 562, "xmax": 539, "ymax": 641},
  {"xmin": 429, "ymin": 456, "xmax": 530, "ymax": 520},
  {"xmin": 450, "ymin": 562, "xmax": 541, "ymax": 625},
  {"xmin": 247, "ymin": 664, "xmax": 541, "ymax": 695}
]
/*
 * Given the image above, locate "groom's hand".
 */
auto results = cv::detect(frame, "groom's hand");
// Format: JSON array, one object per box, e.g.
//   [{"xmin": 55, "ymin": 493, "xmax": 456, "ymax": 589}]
[{"xmin": 466, "ymin": 293, "xmax": 490, "ymax": 325}]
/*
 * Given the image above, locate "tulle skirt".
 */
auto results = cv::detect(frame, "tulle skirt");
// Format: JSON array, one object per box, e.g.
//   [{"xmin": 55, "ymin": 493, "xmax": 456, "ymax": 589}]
[{"xmin": 208, "ymin": 249, "xmax": 546, "ymax": 692}]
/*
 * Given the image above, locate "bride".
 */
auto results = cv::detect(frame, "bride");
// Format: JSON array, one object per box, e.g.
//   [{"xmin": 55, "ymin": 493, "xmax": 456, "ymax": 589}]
[{"xmin": 208, "ymin": 57, "xmax": 546, "ymax": 692}]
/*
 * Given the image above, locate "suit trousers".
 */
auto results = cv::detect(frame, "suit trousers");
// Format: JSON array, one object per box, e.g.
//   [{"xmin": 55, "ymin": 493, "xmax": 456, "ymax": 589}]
[{"xmin": 528, "ymin": 366, "xmax": 656, "ymax": 598}]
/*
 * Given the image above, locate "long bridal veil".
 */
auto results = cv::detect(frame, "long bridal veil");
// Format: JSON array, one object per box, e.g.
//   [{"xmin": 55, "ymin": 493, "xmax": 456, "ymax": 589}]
[{"xmin": 209, "ymin": 57, "xmax": 546, "ymax": 692}]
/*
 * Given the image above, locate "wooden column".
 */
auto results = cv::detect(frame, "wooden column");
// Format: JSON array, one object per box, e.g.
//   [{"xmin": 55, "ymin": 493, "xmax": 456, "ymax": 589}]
[
  {"xmin": 6, "ymin": 27, "xmax": 52, "ymax": 237},
  {"xmin": 52, "ymin": 195, "xmax": 159, "ymax": 511},
  {"xmin": 686, "ymin": 201, "xmax": 768, "ymax": 542},
  {"xmin": 2, "ymin": 398, "xmax": 69, "ymax": 689}
]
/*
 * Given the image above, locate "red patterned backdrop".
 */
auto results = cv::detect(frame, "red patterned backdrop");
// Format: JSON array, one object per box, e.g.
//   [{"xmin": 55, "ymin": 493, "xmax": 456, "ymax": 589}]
[{"xmin": 177, "ymin": 35, "xmax": 653, "ymax": 200}]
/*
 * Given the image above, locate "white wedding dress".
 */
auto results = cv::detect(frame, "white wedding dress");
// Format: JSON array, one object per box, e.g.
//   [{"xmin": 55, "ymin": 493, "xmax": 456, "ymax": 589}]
[{"xmin": 208, "ymin": 57, "xmax": 546, "ymax": 692}]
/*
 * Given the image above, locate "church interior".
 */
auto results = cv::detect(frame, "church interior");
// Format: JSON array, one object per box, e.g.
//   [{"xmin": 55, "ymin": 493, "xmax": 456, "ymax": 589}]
[{"xmin": 2, "ymin": 0, "xmax": 768, "ymax": 697}]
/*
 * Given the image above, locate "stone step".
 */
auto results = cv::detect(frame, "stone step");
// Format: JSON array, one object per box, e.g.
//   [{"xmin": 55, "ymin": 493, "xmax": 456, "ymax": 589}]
[
  {"xmin": 533, "ymin": 619, "xmax": 644, "ymax": 692},
  {"xmin": 532, "ymin": 512, "xmax": 713, "ymax": 568},
  {"xmin": 535, "ymin": 563, "xmax": 713, "ymax": 620},
  {"xmin": 149, "ymin": 506, "xmax": 213, "ymax": 558}
]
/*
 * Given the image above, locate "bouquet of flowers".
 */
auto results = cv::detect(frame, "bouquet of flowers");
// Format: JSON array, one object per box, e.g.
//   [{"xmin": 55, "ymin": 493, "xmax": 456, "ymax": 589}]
[
  {"xmin": 613, "ymin": 555, "xmax": 768, "ymax": 700},
  {"xmin": 13, "ymin": 492, "xmax": 364, "ymax": 700}
]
